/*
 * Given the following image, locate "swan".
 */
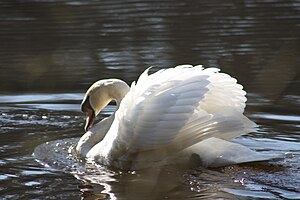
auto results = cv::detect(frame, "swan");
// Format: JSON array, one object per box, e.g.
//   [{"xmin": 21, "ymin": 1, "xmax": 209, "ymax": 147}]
[{"xmin": 76, "ymin": 65, "xmax": 261, "ymax": 169}]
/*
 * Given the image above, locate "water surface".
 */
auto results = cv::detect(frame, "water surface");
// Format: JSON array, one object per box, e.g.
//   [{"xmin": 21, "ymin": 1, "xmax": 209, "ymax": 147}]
[{"xmin": 0, "ymin": 0, "xmax": 299, "ymax": 199}]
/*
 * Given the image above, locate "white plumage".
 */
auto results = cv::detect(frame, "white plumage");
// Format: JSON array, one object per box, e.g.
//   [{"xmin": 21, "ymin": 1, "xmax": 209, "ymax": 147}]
[{"xmin": 76, "ymin": 65, "xmax": 267, "ymax": 169}]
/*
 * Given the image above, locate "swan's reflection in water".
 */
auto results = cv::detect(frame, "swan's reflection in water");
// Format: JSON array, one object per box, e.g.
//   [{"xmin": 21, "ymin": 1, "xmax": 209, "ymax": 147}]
[{"xmin": 34, "ymin": 136, "xmax": 288, "ymax": 200}]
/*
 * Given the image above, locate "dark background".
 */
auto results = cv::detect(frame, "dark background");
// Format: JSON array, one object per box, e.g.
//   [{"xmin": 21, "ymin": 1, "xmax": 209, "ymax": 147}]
[
  {"xmin": 0, "ymin": 0, "xmax": 299, "ymax": 97},
  {"xmin": 0, "ymin": 1, "xmax": 300, "ymax": 199}
]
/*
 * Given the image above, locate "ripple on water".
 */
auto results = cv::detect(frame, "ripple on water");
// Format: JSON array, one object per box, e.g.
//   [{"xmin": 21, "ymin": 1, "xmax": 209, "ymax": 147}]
[{"xmin": 32, "ymin": 136, "xmax": 300, "ymax": 200}]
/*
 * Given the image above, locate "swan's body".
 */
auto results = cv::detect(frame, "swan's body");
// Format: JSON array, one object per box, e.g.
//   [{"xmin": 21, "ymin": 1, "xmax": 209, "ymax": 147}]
[{"xmin": 76, "ymin": 65, "xmax": 259, "ymax": 169}]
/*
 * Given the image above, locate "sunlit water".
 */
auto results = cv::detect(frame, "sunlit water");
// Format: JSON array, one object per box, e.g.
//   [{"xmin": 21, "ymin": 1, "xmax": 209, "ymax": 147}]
[
  {"xmin": 0, "ymin": 93, "xmax": 299, "ymax": 199},
  {"xmin": 0, "ymin": 0, "xmax": 300, "ymax": 199}
]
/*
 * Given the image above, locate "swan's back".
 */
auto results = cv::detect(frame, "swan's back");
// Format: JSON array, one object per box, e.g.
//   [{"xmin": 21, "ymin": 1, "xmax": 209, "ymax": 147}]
[{"xmin": 88, "ymin": 65, "xmax": 256, "ymax": 168}]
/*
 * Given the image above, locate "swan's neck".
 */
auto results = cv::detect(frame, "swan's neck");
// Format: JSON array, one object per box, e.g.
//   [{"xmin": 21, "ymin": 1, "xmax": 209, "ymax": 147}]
[
  {"xmin": 107, "ymin": 79, "xmax": 130, "ymax": 109},
  {"xmin": 90, "ymin": 79, "xmax": 130, "ymax": 116},
  {"xmin": 76, "ymin": 114, "xmax": 115, "ymax": 157},
  {"xmin": 100, "ymin": 80, "xmax": 129, "ymax": 152},
  {"xmin": 112, "ymin": 90, "xmax": 128, "ymax": 109},
  {"xmin": 77, "ymin": 79, "xmax": 130, "ymax": 157}
]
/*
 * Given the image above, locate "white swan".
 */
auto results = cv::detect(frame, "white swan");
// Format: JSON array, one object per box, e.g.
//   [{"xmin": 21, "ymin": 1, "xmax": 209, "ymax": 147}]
[{"xmin": 76, "ymin": 65, "xmax": 262, "ymax": 169}]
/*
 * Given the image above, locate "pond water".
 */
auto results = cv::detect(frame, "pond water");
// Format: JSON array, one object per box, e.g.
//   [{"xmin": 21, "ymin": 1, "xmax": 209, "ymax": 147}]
[{"xmin": 0, "ymin": 0, "xmax": 299, "ymax": 199}]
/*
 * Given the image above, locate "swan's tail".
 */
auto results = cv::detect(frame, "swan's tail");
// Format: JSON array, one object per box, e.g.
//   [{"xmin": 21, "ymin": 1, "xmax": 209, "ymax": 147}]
[{"xmin": 168, "ymin": 109, "xmax": 257, "ymax": 153}]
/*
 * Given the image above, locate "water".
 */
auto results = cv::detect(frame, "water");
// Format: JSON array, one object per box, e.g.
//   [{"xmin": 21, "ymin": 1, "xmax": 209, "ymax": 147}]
[{"xmin": 0, "ymin": 0, "xmax": 299, "ymax": 199}]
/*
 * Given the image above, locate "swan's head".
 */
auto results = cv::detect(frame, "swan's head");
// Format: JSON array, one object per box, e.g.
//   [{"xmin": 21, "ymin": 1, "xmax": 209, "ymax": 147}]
[{"xmin": 81, "ymin": 79, "xmax": 130, "ymax": 132}]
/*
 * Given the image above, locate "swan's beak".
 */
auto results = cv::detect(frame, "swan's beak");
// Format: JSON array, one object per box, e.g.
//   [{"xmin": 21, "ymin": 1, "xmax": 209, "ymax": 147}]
[{"xmin": 81, "ymin": 96, "xmax": 95, "ymax": 132}]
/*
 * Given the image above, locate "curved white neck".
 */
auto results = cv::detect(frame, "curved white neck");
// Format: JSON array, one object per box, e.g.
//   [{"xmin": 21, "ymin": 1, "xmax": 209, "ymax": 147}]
[
  {"xmin": 109, "ymin": 82, "xmax": 130, "ymax": 109},
  {"xmin": 76, "ymin": 79, "xmax": 130, "ymax": 157}
]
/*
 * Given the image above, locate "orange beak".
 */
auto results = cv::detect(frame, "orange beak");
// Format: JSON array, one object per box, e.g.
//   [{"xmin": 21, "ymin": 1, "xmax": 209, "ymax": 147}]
[{"xmin": 81, "ymin": 96, "xmax": 95, "ymax": 132}]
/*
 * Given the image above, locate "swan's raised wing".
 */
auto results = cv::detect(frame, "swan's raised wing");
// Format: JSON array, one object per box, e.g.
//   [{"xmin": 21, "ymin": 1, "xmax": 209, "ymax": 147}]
[{"xmin": 114, "ymin": 65, "xmax": 255, "ymax": 156}]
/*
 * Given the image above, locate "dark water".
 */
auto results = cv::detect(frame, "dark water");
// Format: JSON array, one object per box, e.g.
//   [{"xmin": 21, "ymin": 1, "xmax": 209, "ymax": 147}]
[{"xmin": 0, "ymin": 0, "xmax": 299, "ymax": 199}]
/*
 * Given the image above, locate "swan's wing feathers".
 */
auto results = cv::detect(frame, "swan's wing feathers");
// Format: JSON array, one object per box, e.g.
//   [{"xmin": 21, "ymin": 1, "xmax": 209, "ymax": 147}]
[
  {"xmin": 198, "ymin": 70, "xmax": 247, "ymax": 114},
  {"xmin": 115, "ymin": 66, "xmax": 255, "ymax": 155},
  {"xmin": 131, "ymin": 78, "xmax": 210, "ymax": 150},
  {"xmin": 117, "ymin": 66, "xmax": 210, "ymax": 151}
]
